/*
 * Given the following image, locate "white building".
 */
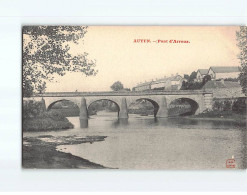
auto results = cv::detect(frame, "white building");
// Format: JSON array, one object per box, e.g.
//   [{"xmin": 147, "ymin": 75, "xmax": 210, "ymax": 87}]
[
  {"xmin": 133, "ymin": 74, "xmax": 186, "ymax": 91},
  {"xmin": 196, "ymin": 69, "xmax": 208, "ymax": 81},
  {"xmin": 208, "ymin": 66, "xmax": 240, "ymax": 80},
  {"xmin": 133, "ymin": 81, "xmax": 152, "ymax": 91},
  {"xmin": 150, "ymin": 77, "xmax": 166, "ymax": 90}
]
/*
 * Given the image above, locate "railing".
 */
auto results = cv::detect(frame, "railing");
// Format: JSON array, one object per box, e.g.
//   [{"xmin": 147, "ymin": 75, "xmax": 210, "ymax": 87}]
[{"xmin": 33, "ymin": 90, "xmax": 213, "ymax": 97}]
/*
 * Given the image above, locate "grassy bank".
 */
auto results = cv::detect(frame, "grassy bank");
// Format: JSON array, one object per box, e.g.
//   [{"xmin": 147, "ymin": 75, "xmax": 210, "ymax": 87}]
[
  {"xmin": 190, "ymin": 110, "xmax": 246, "ymax": 124},
  {"xmin": 23, "ymin": 111, "xmax": 74, "ymax": 132},
  {"xmin": 23, "ymin": 117, "xmax": 74, "ymax": 132},
  {"xmin": 23, "ymin": 135, "xmax": 108, "ymax": 169}
]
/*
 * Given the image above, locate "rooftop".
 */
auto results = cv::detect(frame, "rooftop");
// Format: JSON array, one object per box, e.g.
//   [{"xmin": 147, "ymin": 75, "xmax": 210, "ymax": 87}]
[
  {"xmin": 135, "ymin": 75, "xmax": 183, "ymax": 87},
  {"xmin": 210, "ymin": 66, "xmax": 240, "ymax": 73},
  {"xmin": 197, "ymin": 69, "xmax": 208, "ymax": 75}
]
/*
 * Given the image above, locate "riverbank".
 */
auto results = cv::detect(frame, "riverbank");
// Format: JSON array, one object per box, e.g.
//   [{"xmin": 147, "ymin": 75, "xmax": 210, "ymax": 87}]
[
  {"xmin": 23, "ymin": 110, "xmax": 75, "ymax": 132},
  {"xmin": 187, "ymin": 110, "xmax": 246, "ymax": 125},
  {"xmin": 23, "ymin": 135, "xmax": 108, "ymax": 169}
]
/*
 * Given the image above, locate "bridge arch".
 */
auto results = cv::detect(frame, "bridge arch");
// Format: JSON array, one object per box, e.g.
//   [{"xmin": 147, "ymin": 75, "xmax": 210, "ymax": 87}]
[
  {"xmin": 168, "ymin": 98, "xmax": 199, "ymax": 116},
  {"xmin": 87, "ymin": 99, "xmax": 120, "ymax": 116},
  {"xmin": 47, "ymin": 99, "xmax": 79, "ymax": 112},
  {"xmin": 129, "ymin": 98, "xmax": 160, "ymax": 117}
]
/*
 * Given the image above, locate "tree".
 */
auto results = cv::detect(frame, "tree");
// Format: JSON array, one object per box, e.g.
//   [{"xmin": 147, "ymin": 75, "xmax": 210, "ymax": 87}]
[
  {"xmin": 110, "ymin": 81, "xmax": 124, "ymax": 91},
  {"xmin": 183, "ymin": 74, "xmax": 190, "ymax": 81},
  {"xmin": 202, "ymin": 75, "xmax": 211, "ymax": 86},
  {"xmin": 23, "ymin": 26, "xmax": 97, "ymax": 97},
  {"xmin": 36, "ymin": 81, "xmax": 46, "ymax": 94},
  {"xmin": 236, "ymin": 26, "xmax": 247, "ymax": 96},
  {"xmin": 189, "ymin": 71, "xmax": 197, "ymax": 82}
]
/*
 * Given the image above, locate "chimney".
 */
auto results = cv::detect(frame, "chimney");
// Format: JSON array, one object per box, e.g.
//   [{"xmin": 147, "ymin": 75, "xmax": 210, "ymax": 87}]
[
  {"xmin": 220, "ymin": 79, "xmax": 224, "ymax": 85},
  {"xmin": 176, "ymin": 73, "xmax": 178, "ymax": 76},
  {"xmin": 171, "ymin": 74, "xmax": 174, "ymax": 77}
]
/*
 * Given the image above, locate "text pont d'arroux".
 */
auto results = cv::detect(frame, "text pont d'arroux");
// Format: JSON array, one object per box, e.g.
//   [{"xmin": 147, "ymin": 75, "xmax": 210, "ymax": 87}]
[{"xmin": 133, "ymin": 39, "xmax": 190, "ymax": 43}]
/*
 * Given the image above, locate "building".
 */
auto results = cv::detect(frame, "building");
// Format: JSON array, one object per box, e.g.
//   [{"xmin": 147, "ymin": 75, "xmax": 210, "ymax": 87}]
[
  {"xmin": 133, "ymin": 74, "xmax": 186, "ymax": 91},
  {"xmin": 208, "ymin": 66, "xmax": 240, "ymax": 80},
  {"xmin": 195, "ymin": 69, "xmax": 208, "ymax": 81},
  {"xmin": 133, "ymin": 81, "xmax": 152, "ymax": 91},
  {"xmin": 164, "ymin": 74, "xmax": 186, "ymax": 90},
  {"xmin": 150, "ymin": 77, "xmax": 166, "ymax": 90}
]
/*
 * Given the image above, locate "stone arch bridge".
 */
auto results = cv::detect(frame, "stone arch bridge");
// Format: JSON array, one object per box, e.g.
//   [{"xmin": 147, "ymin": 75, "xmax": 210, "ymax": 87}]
[{"xmin": 24, "ymin": 90, "xmax": 213, "ymax": 127}]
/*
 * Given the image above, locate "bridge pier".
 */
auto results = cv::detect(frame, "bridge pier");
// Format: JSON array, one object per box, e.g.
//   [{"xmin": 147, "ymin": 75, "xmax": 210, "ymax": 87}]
[
  {"xmin": 79, "ymin": 97, "xmax": 88, "ymax": 128},
  {"xmin": 40, "ymin": 98, "xmax": 47, "ymax": 112},
  {"xmin": 156, "ymin": 96, "xmax": 168, "ymax": 118},
  {"xmin": 119, "ymin": 97, "xmax": 129, "ymax": 119}
]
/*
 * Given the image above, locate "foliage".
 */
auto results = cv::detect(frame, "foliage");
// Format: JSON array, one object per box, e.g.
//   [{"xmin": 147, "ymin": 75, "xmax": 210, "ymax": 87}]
[
  {"xmin": 23, "ymin": 26, "xmax": 98, "ymax": 97},
  {"xmin": 110, "ymin": 81, "xmax": 124, "ymax": 91},
  {"xmin": 202, "ymin": 75, "xmax": 211, "ymax": 85},
  {"xmin": 212, "ymin": 98, "xmax": 246, "ymax": 114},
  {"xmin": 232, "ymin": 98, "xmax": 246, "ymax": 114},
  {"xmin": 213, "ymin": 100, "xmax": 232, "ymax": 111},
  {"xmin": 222, "ymin": 100, "xmax": 232, "ymax": 111},
  {"xmin": 88, "ymin": 100, "xmax": 119, "ymax": 114},
  {"xmin": 23, "ymin": 117, "xmax": 73, "ymax": 132},
  {"xmin": 183, "ymin": 74, "xmax": 190, "ymax": 81},
  {"xmin": 181, "ymin": 81, "xmax": 202, "ymax": 90},
  {"xmin": 224, "ymin": 78, "xmax": 239, "ymax": 82},
  {"xmin": 236, "ymin": 26, "xmax": 247, "ymax": 96},
  {"xmin": 23, "ymin": 100, "xmax": 74, "ymax": 131},
  {"xmin": 187, "ymin": 71, "xmax": 197, "ymax": 82},
  {"xmin": 51, "ymin": 100, "xmax": 78, "ymax": 109},
  {"xmin": 212, "ymin": 100, "xmax": 224, "ymax": 111},
  {"xmin": 23, "ymin": 100, "xmax": 46, "ymax": 119},
  {"xmin": 181, "ymin": 75, "xmax": 211, "ymax": 90}
]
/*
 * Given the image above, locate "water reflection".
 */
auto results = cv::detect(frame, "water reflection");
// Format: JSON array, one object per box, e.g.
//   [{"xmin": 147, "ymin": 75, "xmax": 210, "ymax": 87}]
[
  {"xmin": 100, "ymin": 115, "xmax": 244, "ymax": 131},
  {"xmin": 80, "ymin": 119, "xmax": 88, "ymax": 128},
  {"xmin": 111, "ymin": 118, "xmax": 129, "ymax": 128}
]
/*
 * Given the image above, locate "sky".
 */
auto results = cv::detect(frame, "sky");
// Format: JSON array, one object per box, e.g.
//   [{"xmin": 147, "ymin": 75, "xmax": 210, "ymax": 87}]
[{"xmin": 45, "ymin": 26, "xmax": 240, "ymax": 92}]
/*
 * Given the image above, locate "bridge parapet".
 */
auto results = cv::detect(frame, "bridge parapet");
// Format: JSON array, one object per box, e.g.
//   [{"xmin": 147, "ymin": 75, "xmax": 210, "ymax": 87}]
[{"xmin": 33, "ymin": 90, "xmax": 213, "ymax": 97}]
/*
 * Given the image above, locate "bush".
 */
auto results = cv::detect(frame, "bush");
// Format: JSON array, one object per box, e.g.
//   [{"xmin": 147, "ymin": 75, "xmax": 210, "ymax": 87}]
[
  {"xmin": 213, "ymin": 100, "xmax": 224, "ymax": 111},
  {"xmin": 23, "ymin": 100, "xmax": 74, "ymax": 132},
  {"xmin": 223, "ymin": 100, "xmax": 232, "ymax": 111},
  {"xmin": 232, "ymin": 98, "xmax": 246, "ymax": 114},
  {"xmin": 23, "ymin": 100, "xmax": 46, "ymax": 119},
  {"xmin": 23, "ymin": 117, "xmax": 74, "ymax": 132}
]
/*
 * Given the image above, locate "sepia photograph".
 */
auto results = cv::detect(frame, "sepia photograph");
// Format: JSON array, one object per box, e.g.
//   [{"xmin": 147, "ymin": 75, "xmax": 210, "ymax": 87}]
[{"xmin": 22, "ymin": 26, "xmax": 247, "ymax": 169}]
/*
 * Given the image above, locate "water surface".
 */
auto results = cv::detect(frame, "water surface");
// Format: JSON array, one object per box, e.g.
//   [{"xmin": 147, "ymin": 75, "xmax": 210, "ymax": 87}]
[{"xmin": 24, "ymin": 111, "xmax": 246, "ymax": 169}]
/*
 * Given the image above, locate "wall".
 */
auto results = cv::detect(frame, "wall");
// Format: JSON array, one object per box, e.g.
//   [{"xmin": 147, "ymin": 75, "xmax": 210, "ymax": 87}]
[
  {"xmin": 151, "ymin": 82, "xmax": 165, "ymax": 89},
  {"xmin": 215, "ymin": 72, "xmax": 240, "ymax": 80},
  {"xmin": 208, "ymin": 68, "xmax": 215, "ymax": 79}
]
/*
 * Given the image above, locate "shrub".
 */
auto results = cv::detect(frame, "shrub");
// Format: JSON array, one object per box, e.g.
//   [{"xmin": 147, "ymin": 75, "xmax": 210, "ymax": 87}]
[
  {"xmin": 213, "ymin": 100, "xmax": 224, "ymax": 111},
  {"xmin": 23, "ymin": 100, "xmax": 46, "ymax": 119},
  {"xmin": 223, "ymin": 100, "xmax": 232, "ymax": 111},
  {"xmin": 23, "ymin": 117, "xmax": 74, "ymax": 132},
  {"xmin": 23, "ymin": 100, "xmax": 74, "ymax": 132},
  {"xmin": 232, "ymin": 98, "xmax": 247, "ymax": 114}
]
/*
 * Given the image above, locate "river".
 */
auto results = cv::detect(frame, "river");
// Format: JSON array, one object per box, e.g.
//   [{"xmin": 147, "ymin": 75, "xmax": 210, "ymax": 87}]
[{"xmin": 24, "ymin": 111, "xmax": 246, "ymax": 169}]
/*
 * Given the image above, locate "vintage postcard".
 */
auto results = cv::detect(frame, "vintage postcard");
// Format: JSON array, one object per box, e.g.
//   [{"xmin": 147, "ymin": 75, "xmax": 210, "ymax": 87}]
[{"xmin": 22, "ymin": 26, "xmax": 246, "ymax": 169}]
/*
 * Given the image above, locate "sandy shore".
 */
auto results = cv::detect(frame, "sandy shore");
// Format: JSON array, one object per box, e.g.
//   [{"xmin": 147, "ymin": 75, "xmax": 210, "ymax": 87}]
[{"xmin": 22, "ymin": 135, "xmax": 108, "ymax": 169}]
